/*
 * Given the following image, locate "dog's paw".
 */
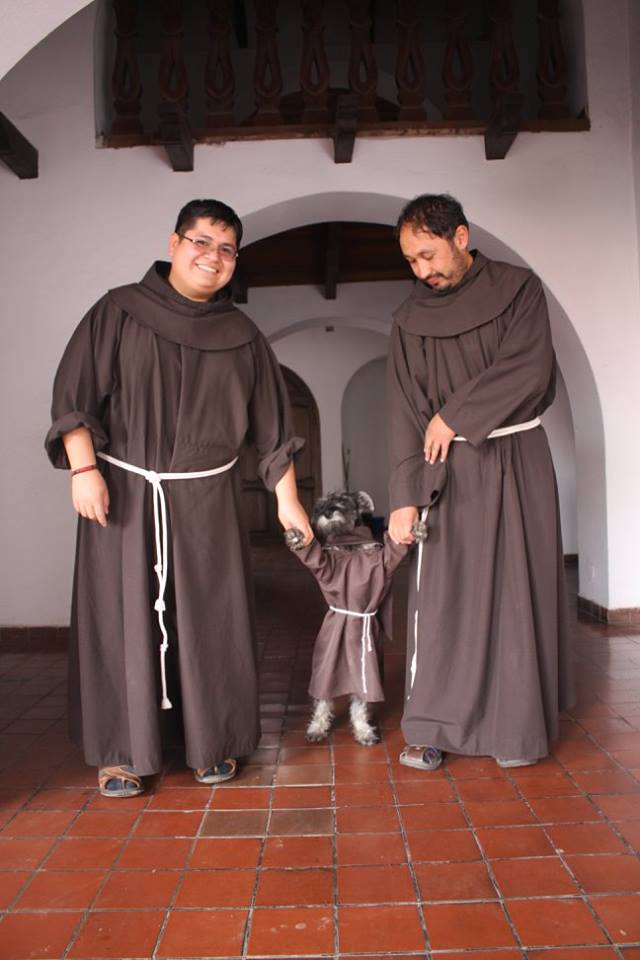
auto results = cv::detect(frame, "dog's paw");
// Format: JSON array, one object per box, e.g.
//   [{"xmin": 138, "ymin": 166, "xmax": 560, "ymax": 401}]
[
  {"xmin": 307, "ymin": 700, "xmax": 334, "ymax": 742},
  {"xmin": 353, "ymin": 726, "xmax": 381, "ymax": 746},
  {"xmin": 411, "ymin": 518, "xmax": 428, "ymax": 543},
  {"xmin": 305, "ymin": 728, "xmax": 329, "ymax": 743},
  {"xmin": 305, "ymin": 717, "xmax": 331, "ymax": 742},
  {"xmin": 284, "ymin": 527, "xmax": 305, "ymax": 551}
]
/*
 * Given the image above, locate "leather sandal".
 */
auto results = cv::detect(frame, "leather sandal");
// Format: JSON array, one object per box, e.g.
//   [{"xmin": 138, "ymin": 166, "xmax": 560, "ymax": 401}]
[
  {"xmin": 99, "ymin": 765, "xmax": 144, "ymax": 798},
  {"xmin": 496, "ymin": 757, "xmax": 539, "ymax": 768},
  {"xmin": 399, "ymin": 745, "xmax": 443, "ymax": 771},
  {"xmin": 194, "ymin": 758, "xmax": 237, "ymax": 784}
]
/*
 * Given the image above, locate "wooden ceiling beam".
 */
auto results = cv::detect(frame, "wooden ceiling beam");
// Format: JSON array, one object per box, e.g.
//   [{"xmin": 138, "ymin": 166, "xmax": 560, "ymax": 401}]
[
  {"xmin": 484, "ymin": 91, "xmax": 522, "ymax": 159},
  {"xmin": 324, "ymin": 222, "xmax": 341, "ymax": 300},
  {"xmin": 334, "ymin": 93, "xmax": 358, "ymax": 163},
  {"xmin": 0, "ymin": 112, "xmax": 38, "ymax": 179},
  {"xmin": 158, "ymin": 104, "xmax": 194, "ymax": 171},
  {"xmin": 232, "ymin": 261, "xmax": 248, "ymax": 303}
]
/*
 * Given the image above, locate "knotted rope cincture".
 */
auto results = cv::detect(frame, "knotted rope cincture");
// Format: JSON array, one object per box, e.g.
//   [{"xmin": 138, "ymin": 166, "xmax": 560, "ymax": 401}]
[
  {"xmin": 407, "ymin": 417, "xmax": 542, "ymax": 699},
  {"xmin": 97, "ymin": 452, "xmax": 238, "ymax": 710},
  {"xmin": 328, "ymin": 605, "xmax": 378, "ymax": 695}
]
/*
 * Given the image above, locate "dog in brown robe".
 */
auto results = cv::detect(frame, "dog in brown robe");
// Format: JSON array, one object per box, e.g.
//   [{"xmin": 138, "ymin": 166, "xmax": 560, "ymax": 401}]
[{"xmin": 286, "ymin": 491, "xmax": 425, "ymax": 745}]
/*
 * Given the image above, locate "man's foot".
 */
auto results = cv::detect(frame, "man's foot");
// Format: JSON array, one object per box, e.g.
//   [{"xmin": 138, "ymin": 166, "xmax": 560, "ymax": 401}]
[
  {"xmin": 194, "ymin": 758, "xmax": 237, "ymax": 784},
  {"xmin": 399, "ymin": 745, "xmax": 443, "ymax": 771},
  {"xmin": 98, "ymin": 765, "xmax": 144, "ymax": 798},
  {"xmin": 496, "ymin": 757, "xmax": 539, "ymax": 769}
]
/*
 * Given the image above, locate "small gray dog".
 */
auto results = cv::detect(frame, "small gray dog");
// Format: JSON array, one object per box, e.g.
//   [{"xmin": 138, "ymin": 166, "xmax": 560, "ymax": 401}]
[{"xmin": 286, "ymin": 490, "xmax": 426, "ymax": 745}]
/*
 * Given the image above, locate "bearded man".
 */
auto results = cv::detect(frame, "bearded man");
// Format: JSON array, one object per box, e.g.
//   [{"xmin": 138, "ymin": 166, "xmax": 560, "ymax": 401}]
[{"xmin": 387, "ymin": 193, "xmax": 574, "ymax": 771}]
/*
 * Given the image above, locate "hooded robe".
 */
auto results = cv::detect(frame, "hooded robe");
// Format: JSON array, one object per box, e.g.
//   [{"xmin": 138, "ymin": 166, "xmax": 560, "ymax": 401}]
[
  {"xmin": 46, "ymin": 262, "xmax": 303, "ymax": 774},
  {"xmin": 293, "ymin": 527, "xmax": 408, "ymax": 702},
  {"xmin": 388, "ymin": 251, "xmax": 574, "ymax": 761}
]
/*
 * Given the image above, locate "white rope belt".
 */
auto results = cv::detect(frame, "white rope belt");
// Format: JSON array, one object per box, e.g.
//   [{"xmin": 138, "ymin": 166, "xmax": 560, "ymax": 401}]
[
  {"xmin": 409, "ymin": 416, "xmax": 541, "ymax": 697},
  {"xmin": 97, "ymin": 451, "xmax": 238, "ymax": 710},
  {"xmin": 329, "ymin": 605, "xmax": 378, "ymax": 695},
  {"xmin": 452, "ymin": 416, "xmax": 541, "ymax": 443}
]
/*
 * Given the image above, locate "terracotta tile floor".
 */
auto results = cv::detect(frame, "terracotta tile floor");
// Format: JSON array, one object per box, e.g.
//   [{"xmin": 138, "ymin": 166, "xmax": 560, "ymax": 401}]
[{"xmin": 1, "ymin": 544, "xmax": 639, "ymax": 959}]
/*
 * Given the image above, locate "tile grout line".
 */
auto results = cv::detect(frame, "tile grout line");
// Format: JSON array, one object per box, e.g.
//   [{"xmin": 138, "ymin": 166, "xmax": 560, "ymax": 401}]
[
  {"xmin": 506, "ymin": 760, "xmax": 624, "ymax": 955},
  {"xmin": 60, "ymin": 775, "xmax": 152, "ymax": 959},
  {"xmin": 386, "ymin": 734, "xmax": 434, "ymax": 958},
  {"xmin": 447, "ymin": 767, "xmax": 527, "ymax": 957},
  {"xmin": 150, "ymin": 764, "xmax": 218, "ymax": 960},
  {"xmin": 241, "ymin": 655, "xmax": 287, "ymax": 960}
]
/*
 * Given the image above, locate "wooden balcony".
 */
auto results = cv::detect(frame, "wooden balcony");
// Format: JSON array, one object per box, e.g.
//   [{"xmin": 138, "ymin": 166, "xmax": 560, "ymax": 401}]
[{"xmin": 98, "ymin": 0, "xmax": 590, "ymax": 170}]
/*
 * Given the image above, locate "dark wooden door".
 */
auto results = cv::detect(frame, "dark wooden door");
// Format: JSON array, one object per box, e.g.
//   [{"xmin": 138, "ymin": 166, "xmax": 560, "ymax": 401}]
[{"xmin": 241, "ymin": 365, "xmax": 321, "ymax": 538}]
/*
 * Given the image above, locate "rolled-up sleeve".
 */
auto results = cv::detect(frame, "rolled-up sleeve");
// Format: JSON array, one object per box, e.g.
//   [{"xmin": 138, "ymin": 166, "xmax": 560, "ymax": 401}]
[
  {"xmin": 45, "ymin": 296, "xmax": 121, "ymax": 469},
  {"xmin": 248, "ymin": 335, "xmax": 305, "ymax": 491}
]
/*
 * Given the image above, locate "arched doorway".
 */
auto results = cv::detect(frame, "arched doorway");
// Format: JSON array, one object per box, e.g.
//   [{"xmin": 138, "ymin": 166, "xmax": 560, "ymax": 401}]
[
  {"xmin": 342, "ymin": 356, "xmax": 389, "ymax": 519},
  {"xmin": 241, "ymin": 366, "xmax": 321, "ymax": 538},
  {"xmin": 241, "ymin": 193, "xmax": 605, "ymax": 606}
]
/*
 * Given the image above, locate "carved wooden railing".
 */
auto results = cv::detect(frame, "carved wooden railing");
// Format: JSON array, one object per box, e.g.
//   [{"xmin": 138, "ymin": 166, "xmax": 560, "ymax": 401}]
[
  {"xmin": 253, "ymin": 0, "xmax": 283, "ymax": 123},
  {"xmin": 537, "ymin": 0, "xmax": 569, "ymax": 119},
  {"xmin": 442, "ymin": 0, "xmax": 473, "ymax": 121},
  {"xmin": 104, "ymin": 0, "xmax": 586, "ymax": 171},
  {"xmin": 157, "ymin": 0, "xmax": 192, "ymax": 170},
  {"xmin": 300, "ymin": 0, "xmax": 330, "ymax": 122},
  {"xmin": 205, "ymin": 0, "xmax": 235, "ymax": 127},
  {"xmin": 486, "ymin": 0, "xmax": 523, "ymax": 160},
  {"xmin": 111, "ymin": 0, "xmax": 142, "ymax": 134},
  {"xmin": 395, "ymin": 0, "xmax": 426, "ymax": 121}
]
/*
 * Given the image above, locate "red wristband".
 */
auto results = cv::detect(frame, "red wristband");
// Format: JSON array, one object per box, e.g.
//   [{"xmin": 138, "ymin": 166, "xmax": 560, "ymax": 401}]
[{"xmin": 70, "ymin": 464, "xmax": 98, "ymax": 477}]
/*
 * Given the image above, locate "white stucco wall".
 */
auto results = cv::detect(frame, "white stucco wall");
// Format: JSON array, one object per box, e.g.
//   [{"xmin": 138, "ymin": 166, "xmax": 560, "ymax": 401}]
[
  {"xmin": 0, "ymin": 0, "xmax": 638, "ymax": 626},
  {"xmin": 271, "ymin": 325, "xmax": 389, "ymax": 497},
  {"xmin": 342, "ymin": 358, "xmax": 389, "ymax": 520},
  {"xmin": 630, "ymin": 0, "xmax": 640, "ymax": 287},
  {"xmin": 0, "ymin": 0, "xmax": 93, "ymax": 80}
]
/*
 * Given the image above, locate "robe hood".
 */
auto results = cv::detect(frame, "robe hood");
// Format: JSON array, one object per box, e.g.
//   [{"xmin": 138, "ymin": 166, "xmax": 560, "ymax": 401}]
[
  {"xmin": 108, "ymin": 261, "xmax": 259, "ymax": 350},
  {"xmin": 322, "ymin": 525, "xmax": 382, "ymax": 550},
  {"xmin": 393, "ymin": 251, "xmax": 533, "ymax": 337}
]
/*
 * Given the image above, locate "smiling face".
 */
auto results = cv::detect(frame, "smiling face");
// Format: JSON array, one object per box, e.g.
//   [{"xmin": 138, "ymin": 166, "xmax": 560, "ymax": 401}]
[
  {"xmin": 168, "ymin": 217, "xmax": 238, "ymax": 301},
  {"xmin": 399, "ymin": 222, "xmax": 473, "ymax": 291}
]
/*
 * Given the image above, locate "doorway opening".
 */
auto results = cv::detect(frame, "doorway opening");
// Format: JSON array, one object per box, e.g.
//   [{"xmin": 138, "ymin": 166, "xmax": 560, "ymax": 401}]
[{"xmin": 241, "ymin": 366, "xmax": 321, "ymax": 538}]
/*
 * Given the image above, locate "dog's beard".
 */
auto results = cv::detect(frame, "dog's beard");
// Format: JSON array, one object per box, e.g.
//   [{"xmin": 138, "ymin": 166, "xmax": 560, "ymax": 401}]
[{"xmin": 314, "ymin": 511, "xmax": 356, "ymax": 540}]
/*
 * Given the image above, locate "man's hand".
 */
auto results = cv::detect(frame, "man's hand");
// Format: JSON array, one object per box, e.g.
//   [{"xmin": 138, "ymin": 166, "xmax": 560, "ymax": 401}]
[
  {"xmin": 274, "ymin": 461, "xmax": 313, "ymax": 544},
  {"xmin": 71, "ymin": 471, "xmax": 110, "ymax": 527},
  {"xmin": 278, "ymin": 499, "xmax": 313, "ymax": 545},
  {"xmin": 388, "ymin": 506, "xmax": 418, "ymax": 545},
  {"xmin": 424, "ymin": 413, "xmax": 456, "ymax": 464}
]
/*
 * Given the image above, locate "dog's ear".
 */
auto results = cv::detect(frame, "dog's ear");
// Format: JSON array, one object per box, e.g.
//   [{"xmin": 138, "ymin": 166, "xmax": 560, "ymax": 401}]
[{"xmin": 354, "ymin": 491, "xmax": 375, "ymax": 515}]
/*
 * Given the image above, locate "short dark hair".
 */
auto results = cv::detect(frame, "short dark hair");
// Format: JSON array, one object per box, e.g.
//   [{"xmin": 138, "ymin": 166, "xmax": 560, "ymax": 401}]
[
  {"xmin": 174, "ymin": 199, "xmax": 243, "ymax": 247},
  {"xmin": 396, "ymin": 193, "xmax": 468, "ymax": 241}
]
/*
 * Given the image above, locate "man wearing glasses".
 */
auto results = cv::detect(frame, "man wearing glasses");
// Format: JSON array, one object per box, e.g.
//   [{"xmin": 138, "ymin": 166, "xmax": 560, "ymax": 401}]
[{"xmin": 46, "ymin": 199, "xmax": 312, "ymax": 797}]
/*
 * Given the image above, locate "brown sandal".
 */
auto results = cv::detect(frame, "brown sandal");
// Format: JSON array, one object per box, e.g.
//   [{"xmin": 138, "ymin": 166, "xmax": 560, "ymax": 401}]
[
  {"xmin": 99, "ymin": 765, "xmax": 144, "ymax": 798},
  {"xmin": 399, "ymin": 745, "xmax": 443, "ymax": 771},
  {"xmin": 194, "ymin": 758, "xmax": 237, "ymax": 784}
]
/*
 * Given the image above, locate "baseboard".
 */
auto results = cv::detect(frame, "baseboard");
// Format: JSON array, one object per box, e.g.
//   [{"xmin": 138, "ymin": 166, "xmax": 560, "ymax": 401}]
[
  {"xmin": 4, "ymin": 580, "xmax": 639, "ymax": 648},
  {"xmin": 0, "ymin": 626, "xmax": 70, "ymax": 652},
  {"xmin": 577, "ymin": 597, "xmax": 640, "ymax": 626}
]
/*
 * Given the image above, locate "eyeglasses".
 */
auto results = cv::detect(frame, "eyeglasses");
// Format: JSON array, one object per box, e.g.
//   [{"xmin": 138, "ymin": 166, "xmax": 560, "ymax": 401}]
[{"xmin": 177, "ymin": 234, "xmax": 238, "ymax": 261}]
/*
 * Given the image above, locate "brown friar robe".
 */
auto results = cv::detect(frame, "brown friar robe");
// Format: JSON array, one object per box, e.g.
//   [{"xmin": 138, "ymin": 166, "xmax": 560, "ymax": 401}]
[
  {"xmin": 388, "ymin": 251, "xmax": 574, "ymax": 761},
  {"xmin": 293, "ymin": 527, "xmax": 408, "ymax": 702},
  {"xmin": 45, "ymin": 262, "xmax": 303, "ymax": 774}
]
